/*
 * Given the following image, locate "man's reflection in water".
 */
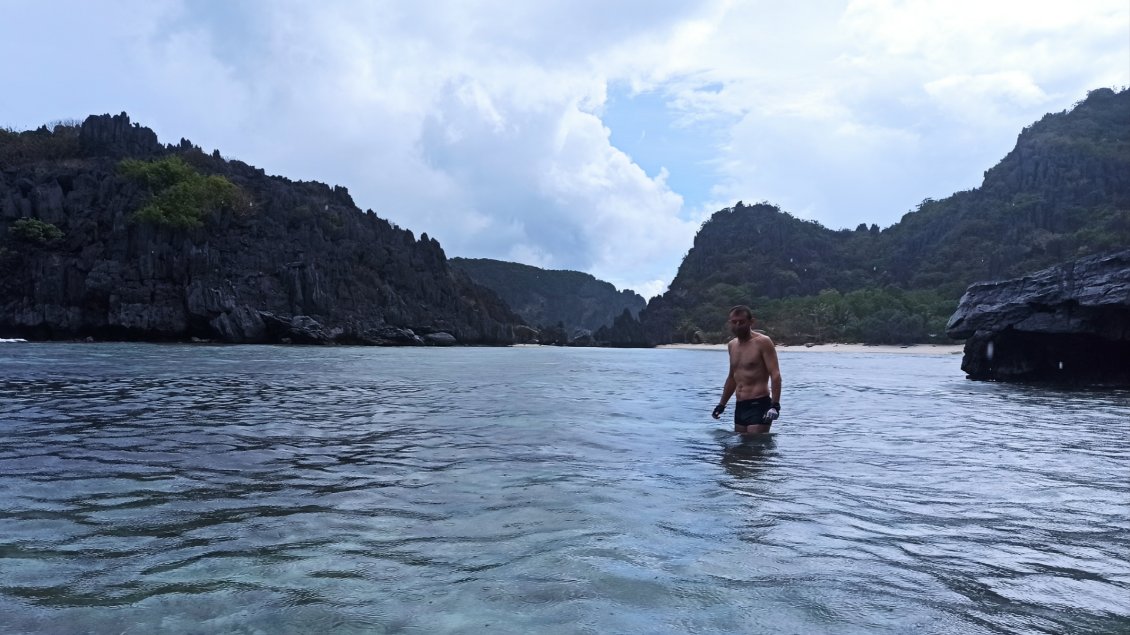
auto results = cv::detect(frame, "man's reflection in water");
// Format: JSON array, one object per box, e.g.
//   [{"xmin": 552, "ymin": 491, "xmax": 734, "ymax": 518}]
[{"xmin": 720, "ymin": 435, "xmax": 777, "ymax": 479}]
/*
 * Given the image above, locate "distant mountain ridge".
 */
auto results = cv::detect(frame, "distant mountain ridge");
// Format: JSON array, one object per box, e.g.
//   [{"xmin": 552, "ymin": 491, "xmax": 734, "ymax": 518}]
[
  {"xmin": 634, "ymin": 87, "xmax": 1130, "ymax": 345},
  {"xmin": 450, "ymin": 257, "xmax": 645, "ymax": 337}
]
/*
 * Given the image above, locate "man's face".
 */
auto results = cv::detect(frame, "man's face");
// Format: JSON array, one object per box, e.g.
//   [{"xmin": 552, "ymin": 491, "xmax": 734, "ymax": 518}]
[{"xmin": 728, "ymin": 312, "xmax": 752, "ymax": 337}]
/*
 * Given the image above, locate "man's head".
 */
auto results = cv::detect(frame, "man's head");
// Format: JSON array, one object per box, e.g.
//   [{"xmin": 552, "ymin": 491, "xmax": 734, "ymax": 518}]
[{"xmin": 728, "ymin": 305, "xmax": 754, "ymax": 339}]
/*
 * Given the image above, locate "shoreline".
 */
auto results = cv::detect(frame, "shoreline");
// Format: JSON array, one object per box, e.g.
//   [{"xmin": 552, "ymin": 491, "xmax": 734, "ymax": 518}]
[
  {"xmin": 2, "ymin": 339, "xmax": 965, "ymax": 355},
  {"xmin": 659, "ymin": 343, "xmax": 965, "ymax": 355}
]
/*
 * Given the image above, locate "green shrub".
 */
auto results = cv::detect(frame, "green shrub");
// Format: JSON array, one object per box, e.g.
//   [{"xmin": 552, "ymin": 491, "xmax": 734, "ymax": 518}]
[
  {"xmin": 119, "ymin": 156, "xmax": 198, "ymax": 191},
  {"xmin": 119, "ymin": 156, "xmax": 245, "ymax": 228},
  {"xmin": 8, "ymin": 218, "xmax": 64, "ymax": 245}
]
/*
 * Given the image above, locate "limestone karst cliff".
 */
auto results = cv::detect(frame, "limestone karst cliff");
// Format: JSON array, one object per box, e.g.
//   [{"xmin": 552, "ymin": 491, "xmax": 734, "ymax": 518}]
[{"xmin": 0, "ymin": 113, "xmax": 523, "ymax": 345}]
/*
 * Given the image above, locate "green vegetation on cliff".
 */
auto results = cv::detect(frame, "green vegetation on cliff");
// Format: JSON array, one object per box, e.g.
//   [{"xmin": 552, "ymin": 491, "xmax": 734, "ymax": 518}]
[
  {"xmin": 119, "ymin": 157, "xmax": 245, "ymax": 228},
  {"xmin": 642, "ymin": 87, "xmax": 1130, "ymax": 345},
  {"xmin": 8, "ymin": 218, "xmax": 64, "ymax": 245}
]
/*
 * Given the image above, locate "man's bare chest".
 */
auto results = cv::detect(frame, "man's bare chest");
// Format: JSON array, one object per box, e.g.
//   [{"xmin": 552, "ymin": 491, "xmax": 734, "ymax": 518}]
[{"xmin": 731, "ymin": 344, "xmax": 764, "ymax": 371}]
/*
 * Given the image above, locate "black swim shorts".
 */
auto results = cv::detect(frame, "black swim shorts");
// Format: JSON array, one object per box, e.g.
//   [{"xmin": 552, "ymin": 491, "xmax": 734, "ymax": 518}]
[{"xmin": 735, "ymin": 396, "xmax": 773, "ymax": 427}]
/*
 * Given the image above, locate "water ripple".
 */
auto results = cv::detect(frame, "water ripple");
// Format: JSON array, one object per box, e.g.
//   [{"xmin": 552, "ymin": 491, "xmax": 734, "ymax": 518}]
[{"xmin": 0, "ymin": 344, "xmax": 1127, "ymax": 634}]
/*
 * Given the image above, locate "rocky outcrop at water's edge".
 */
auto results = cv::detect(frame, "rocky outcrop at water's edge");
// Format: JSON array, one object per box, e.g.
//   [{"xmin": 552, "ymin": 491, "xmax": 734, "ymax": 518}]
[
  {"xmin": 0, "ymin": 113, "xmax": 524, "ymax": 345},
  {"xmin": 945, "ymin": 249, "xmax": 1130, "ymax": 384}
]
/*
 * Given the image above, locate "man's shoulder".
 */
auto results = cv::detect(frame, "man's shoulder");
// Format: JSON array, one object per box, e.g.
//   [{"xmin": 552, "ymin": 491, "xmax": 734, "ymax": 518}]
[{"xmin": 752, "ymin": 332, "xmax": 776, "ymax": 348}]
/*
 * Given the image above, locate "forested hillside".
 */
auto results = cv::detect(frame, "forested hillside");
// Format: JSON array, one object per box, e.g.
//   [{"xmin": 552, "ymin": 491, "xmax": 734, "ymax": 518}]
[
  {"xmin": 451, "ymin": 257, "xmax": 645, "ymax": 337},
  {"xmin": 639, "ymin": 87, "xmax": 1130, "ymax": 345}
]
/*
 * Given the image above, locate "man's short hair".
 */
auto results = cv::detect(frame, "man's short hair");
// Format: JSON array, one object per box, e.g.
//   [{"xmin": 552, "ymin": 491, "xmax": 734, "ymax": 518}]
[{"xmin": 729, "ymin": 305, "xmax": 753, "ymax": 319}]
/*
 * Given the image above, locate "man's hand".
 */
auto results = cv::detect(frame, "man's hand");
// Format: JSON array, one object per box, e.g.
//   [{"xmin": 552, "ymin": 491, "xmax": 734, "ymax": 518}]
[
  {"xmin": 763, "ymin": 402, "xmax": 780, "ymax": 424},
  {"xmin": 712, "ymin": 404, "xmax": 726, "ymax": 419}
]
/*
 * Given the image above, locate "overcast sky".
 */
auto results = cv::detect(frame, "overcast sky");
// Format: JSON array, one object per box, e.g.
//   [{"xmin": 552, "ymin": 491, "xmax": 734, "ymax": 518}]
[{"xmin": 2, "ymin": 1, "xmax": 1127, "ymax": 298}]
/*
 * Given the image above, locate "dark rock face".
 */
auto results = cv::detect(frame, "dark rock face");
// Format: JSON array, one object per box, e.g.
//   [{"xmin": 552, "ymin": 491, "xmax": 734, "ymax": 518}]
[
  {"xmin": 946, "ymin": 250, "xmax": 1130, "ymax": 384},
  {"xmin": 594, "ymin": 309, "xmax": 652, "ymax": 348},
  {"xmin": 78, "ymin": 113, "xmax": 163, "ymax": 159},
  {"xmin": 0, "ymin": 114, "xmax": 523, "ymax": 345}
]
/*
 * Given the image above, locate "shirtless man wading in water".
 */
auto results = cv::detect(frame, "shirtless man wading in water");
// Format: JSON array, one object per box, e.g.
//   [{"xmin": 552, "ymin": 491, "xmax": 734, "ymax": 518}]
[{"xmin": 712, "ymin": 305, "xmax": 782, "ymax": 435}]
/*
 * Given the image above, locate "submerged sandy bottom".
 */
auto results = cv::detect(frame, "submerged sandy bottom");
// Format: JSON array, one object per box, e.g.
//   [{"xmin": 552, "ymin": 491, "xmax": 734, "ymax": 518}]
[{"xmin": 660, "ymin": 343, "xmax": 965, "ymax": 355}]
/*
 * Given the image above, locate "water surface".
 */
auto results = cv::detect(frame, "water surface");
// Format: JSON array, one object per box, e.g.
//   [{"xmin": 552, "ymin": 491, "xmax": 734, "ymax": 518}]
[{"xmin": 1, "ymin": 344, "xmax": 1127, "ymax": 634}]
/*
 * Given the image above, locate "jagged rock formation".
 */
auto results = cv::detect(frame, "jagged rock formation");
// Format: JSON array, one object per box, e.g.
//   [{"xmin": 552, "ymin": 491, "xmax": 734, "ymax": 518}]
[
  {"xmin": 593, "ymin": 308, "xmax": 651, "ymax": 347},
  {"xmin": 451, "ymin": 257, "xmax": 645, "ymax": 336},
  {"xmin": 0, "ymin": 113, "xmax": 523, "ymax": 345},
  {"xmin": 946, "ymin": 249, "xmax": 1130, "ymax": 384}
]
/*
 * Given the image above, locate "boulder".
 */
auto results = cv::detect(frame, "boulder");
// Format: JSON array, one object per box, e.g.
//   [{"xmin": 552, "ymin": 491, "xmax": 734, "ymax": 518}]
[
  {"xmin": 512, "ymin": 324, "xmax": 539, "ymax": 344},
  {"xmin": 208, "ymin": 305, "xmax": 267, "ymax": 342},
  {"xmin": 259, "ymin": 312, "xmax": 333, "ymax": 344},
  {"xmin": 356, "ymin": 325, "xmax": 424, "ymax": 346},
  {"xmin": 568, "ymin": 328, "xmax": 595, "ymax": 347},
  {"xmin": 424, "ymin": 331, "xmax": 457, "ymax": 346},
  {"xmin": 946, "ymin": 249, "xmax": 1130, "ymax": 384}
]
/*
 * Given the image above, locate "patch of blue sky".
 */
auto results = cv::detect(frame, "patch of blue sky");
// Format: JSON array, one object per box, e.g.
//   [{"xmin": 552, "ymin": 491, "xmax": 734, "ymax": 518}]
[
  {"xmin": 161, "ymin": 1, "xmax": 263, "ymax": 78},
  {"xmin": 601, "ymin": 82, "xmax": 727, "ymax": 217}
]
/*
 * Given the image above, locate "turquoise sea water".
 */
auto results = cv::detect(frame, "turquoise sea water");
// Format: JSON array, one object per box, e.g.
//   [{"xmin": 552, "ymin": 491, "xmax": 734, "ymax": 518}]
[{"xmin": 1, "ymin": 343, "xmax": 1128, "ymax": 634}]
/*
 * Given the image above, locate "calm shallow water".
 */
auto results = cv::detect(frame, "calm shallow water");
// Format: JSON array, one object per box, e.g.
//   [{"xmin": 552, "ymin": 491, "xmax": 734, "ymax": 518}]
[{"xmin": 0, "ymin": 343, "xmax": 1127, "ymax": 634}]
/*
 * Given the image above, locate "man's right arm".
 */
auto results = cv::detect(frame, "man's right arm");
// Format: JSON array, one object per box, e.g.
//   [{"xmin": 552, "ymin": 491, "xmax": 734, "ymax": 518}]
[{"xmin": 714, "ymin": 369, "xmax": 736, "ymax": 419}]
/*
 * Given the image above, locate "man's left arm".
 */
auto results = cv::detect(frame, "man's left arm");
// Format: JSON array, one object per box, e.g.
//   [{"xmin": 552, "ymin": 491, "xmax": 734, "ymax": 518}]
[{"xmin": 762, "ymin": 339, "xmax": 782, "ymax": 421}]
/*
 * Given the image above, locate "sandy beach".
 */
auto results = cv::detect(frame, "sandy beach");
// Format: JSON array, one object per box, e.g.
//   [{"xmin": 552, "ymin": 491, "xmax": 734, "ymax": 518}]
[{"xmin": 659, "ymin": 342, "xmax": 965, "ymax": 355}]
